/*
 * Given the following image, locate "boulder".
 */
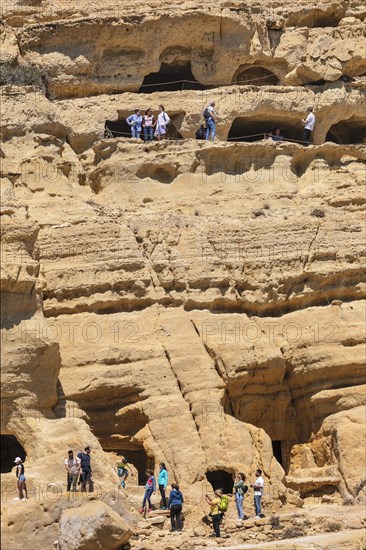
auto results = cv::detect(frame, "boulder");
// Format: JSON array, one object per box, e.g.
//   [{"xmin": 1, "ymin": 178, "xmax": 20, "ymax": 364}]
[{"xmin": 58, "ymin": 501, "xmax": 132, "ymax": 550}]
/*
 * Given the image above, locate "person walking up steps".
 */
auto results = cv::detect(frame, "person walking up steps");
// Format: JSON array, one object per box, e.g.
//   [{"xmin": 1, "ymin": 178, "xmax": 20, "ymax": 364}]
[
  {"xmin": 204, "ymin": 101, "xmax": 216, "ymax": 141},
  {"xmin": 13, "ymin": 457, "xmax": 28, "ymax": 501},
  {"xmin": 234, "ymin": 473, "xmax": 248, "ymax": 520},
  {"xmin": 205, "ymin": 489, "xmax": 222, "ymax": 538},
  {"xmin": 302, "ymin": 107, "xmax": 315, "ymax": 145},
  {"xmin": 64, "ymin": 450, "xmax": 81, "ymax": 492},
  {"xmin": 155, "ymin": 105, "xmax": 170, "ymax": 141},
  {"xmin": 115, "ymin": 457, "xmax": 131, "ymax": 488},
  {"xmin": 158, "ymin": 462, "xmax": 168, "ymax": 509},
  {"xmin": 126, "ymin": 109, "xmax": 143, "ymax": 139},
  {"xmin": 140, "ymin": 469, "xmax": 156, "ymax": 513},
  {"xmin": 251, "ymin": 468, "xmax": 265, "ymax": 518},
  {"xmin": 168, "ymin": 483, "xmax": 184, "ymax": 532}
]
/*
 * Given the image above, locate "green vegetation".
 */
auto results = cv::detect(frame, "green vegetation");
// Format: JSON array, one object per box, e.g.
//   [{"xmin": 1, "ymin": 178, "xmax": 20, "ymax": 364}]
[{"xmin": 0, "ymin": 63, "xmax": 47, "ymax": 92}]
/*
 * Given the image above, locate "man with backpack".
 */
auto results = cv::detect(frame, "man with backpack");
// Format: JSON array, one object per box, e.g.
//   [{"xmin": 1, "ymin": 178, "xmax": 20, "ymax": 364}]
[
  {"xmin": 77, "ymin": 446, "xmax": 93, "ymax": 493},
  {"xmin": 205, "ymin": 488, "xmax": 227, "ymax": 538},
  {"xmin": 203, "ymin": 101, "xmax": 216, "ymax": 141}
]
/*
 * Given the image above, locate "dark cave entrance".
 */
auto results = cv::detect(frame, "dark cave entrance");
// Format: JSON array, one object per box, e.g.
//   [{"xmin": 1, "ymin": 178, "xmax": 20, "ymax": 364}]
[
  {"xmin": 105, "ymin": 118, "xmax": 131, "ymax": 138},
  {"xmin": 119, "ymin": 449, "xmax": 155, "ymax": 485},
  {"xmin": 325, "ymin": 117, "xmax": 366, "ymax": 144},
  {"xmin": 206, "ymin": 470, "xmax": 234, "ymax": 494},
  {"xmin": 234, "ymin": 66, "xmax": 279, "ymax": 86},
  {"xmin": 1, "ymin": 435, "xmax": 26, "ymax": 473},
  {"xmin": 228, "ymin": 116, "xmax": 303, "ymax": 143},
  {"xmin": 272, "ymin": 440, "xmax": 283, "ymax": 467},
  {"xmin": 139, "ymin": 61, "xmax": 206, "ymax": 92}
]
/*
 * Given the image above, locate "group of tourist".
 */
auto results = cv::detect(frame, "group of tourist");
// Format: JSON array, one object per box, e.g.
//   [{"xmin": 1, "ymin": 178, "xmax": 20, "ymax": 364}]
[
  {"xmin": 125, "ymin": 105, "xmax": 171, "ymax": 141},
  {"xmin": 122, "ymin": 102, "xmax": 315, "ymax": 145},
  {"xmin": 12, "ymin": 453, "xmax": 265, "ymax": 539}
]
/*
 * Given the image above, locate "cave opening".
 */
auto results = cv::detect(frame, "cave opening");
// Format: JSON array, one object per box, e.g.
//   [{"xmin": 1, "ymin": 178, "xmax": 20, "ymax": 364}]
[
  {"xmin": 325, "ymin": 118, "xmax": 366, "ymax": 144},
  {"xmin": 206, "ymin": 470, "xmax": 234, "ymax": 494},
  {"xmin": 1, "ymin": 435, "xmax": 26, "ymax": 473},
  {"xmin": 234, "ymin": 65, "xmax": 279, "ymax": 86},
  {"xmin": 228, "ymin": 116, "xmax": 303, "ymax": 143},
  {"xmin": 105, "ymin": 118, "xmax": 131, "ymax": 139},
  {"xmin": 139, "ymin": 60, "xmax": 206, "ymax": 92},
  {"xmin": 116, "ymin": 449, "xmax": 155, "ymax": 485},
  {"xmin": 272, "ymin": 440, "xmax": 283, "ymax": 466}
]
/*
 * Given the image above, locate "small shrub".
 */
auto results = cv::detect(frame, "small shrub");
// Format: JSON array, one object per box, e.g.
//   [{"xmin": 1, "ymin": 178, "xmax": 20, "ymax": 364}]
[
  {"xmin": 252, "ymin": 209, "xmax": 265, "ymax": 217},
  {"xmin": 281, "ymin": 527, "xmax": 305, "ymax": 539},
  {"xmin": 270, "ymin": 515, "xmax": 280, "ymax": 529},
  {"xmin": 0, "ymin": 63, "xmax": 47, "ymax": 93},
  {"xmin": 311, "ymin": 208, "xmax": 325, "ymax": 218},
  {"xmin": 325, "ymin": 521, "xmax": 342, "ymax": 532}
]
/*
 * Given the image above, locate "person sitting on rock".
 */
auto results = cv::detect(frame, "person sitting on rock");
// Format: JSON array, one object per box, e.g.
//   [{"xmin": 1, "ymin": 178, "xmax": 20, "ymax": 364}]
[
  {"xmin": 272, "ymin": 127, "xmax": 285, "ymax": 142},
  {"xmin": 251, "ymin": 468, "xmax": 264, "ymax": 518},
  {"xmin": 195, "ymin": 124, "xmax": 207, "ymax": 140},
  {"xmin": 158, "ymin": 462, "xmax": 168, "ymax": 509},
  {"xmin": 13, "ymin": 457, "xmax": 28, "ymax": 501},
  {"xmin": 115, "ymin": 457, "xmax": 131, "ymax": 489},
  {"xmin": 126, "ymin": 109, "xmax": 143, "ymax": 139},
  {"xmin": 168, "ymin": 483, "xmax": 184, "ymax": 532},
  {"xmin": 140, "ymin": 469, "xmax": 156, "ymax": 513},
  {"xmin": 234, "ymin": 472, "xmax": 248, "ymax": 520},
  {"xmin": 155, "ymin": 105, "xmax": 170, "ymax": 141},
  {"xmin": 64, "ymin": 449, "xmax": 81, "ymax": 492},
  {"xmin": 205, "ymin": 489, "xmax": 222, "ymax": 538}
]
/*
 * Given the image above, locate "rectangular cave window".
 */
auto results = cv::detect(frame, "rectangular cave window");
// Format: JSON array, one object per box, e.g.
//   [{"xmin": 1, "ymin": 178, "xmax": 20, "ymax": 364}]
[{"xmin": 272, "ymin": 440, "xmax": 283, "ymax": 466}]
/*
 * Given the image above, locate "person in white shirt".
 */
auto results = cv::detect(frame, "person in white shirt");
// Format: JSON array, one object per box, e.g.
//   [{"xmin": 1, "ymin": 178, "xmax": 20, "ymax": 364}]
[
  {"xmin": 64, "ymin": 450, "xmax": 81, "ymax": 492},
  {"xmin": 251, "ymin": 468, "xmax": 264, "ymax": 518},
  {"xmin": 155, "ymin": 104, "xmax": 170, "ymax": 141},
  {"xmin": 301, "ymin": 107, "xmax": 315, "ymax": 145}
]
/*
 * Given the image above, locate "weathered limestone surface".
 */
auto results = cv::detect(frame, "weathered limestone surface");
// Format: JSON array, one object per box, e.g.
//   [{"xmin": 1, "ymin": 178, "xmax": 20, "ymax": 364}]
[{"xmin": 1, "ymin": 1, "xmax": 365, "ymax": 550}]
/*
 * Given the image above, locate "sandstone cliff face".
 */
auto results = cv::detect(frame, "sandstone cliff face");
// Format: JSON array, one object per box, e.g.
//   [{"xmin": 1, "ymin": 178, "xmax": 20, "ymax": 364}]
[{"xmin": 1, "ymin": 1, "xmax": 365, "ymax": 549}]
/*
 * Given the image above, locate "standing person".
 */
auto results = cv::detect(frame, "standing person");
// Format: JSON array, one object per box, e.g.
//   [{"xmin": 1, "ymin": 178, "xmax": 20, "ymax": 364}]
[
  {"xmin": 301, "ymin": 107, "xmax": 315, "ymax": 145},
  {"xmin": 140, "ymin": 469, "xmax": 156, "ymax": 513},
  {"xmin": 204, "ymin": 101, "xmax": 216, "ymax": 141},
  {"xmin": 64, "ymin": 450, "xmax": 81, "ymax": 492},
  {"xmin": 205, "ymin": 489, "xmax": 222, "ymax": 538},
  {"xmin": 77, "ymin": 446, "xmax": 92, "ymax": 493},
  {"xmin": 234, "ymin": 473, "xmax": 248, "ymax": 520},
  {"xmin": 158, "ymin": 462, "xmax": 168, "ymax": 509},
  {"xmin": 155, "ymin": 104, "xmax": 170, "ymax": 141},
  {"xmin": 143, "ymin": 109, "xmax": 155, "ymax": 142},
  {"xmin": 251, "ymin": 469, "xmax": 265, "ymax": 518},
  {"xmin": 168, "ymin": 483, "xmax": 184, "ymax": 532},
  {"xmin": 126, "ymin": 109, "xmax": 143, "ymax": 139},
  {"xmin": 115, "ymin": 457, "xmax": 131, "ymax": 489},
  {"xmin": 13, "ymin": 457, "xmax": 27, "ymax": 501}
]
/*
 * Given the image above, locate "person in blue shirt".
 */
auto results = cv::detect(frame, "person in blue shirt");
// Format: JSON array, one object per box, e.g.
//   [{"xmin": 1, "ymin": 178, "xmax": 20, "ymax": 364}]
[
  {"xmin": 77, "ymin": 446, "xmax": 92, "ymax": 493},
  {"xmin": 158, "ymin": 462, "xmax": 168, "ymax": 509},
  {"xmin": 272, "ymin": 127, "xmax": 285, "ymax": 142},
  {"xmin": 126, "ymin": 109, "xmax": 143, "ymax": 139},
  {"xmin": 168, "ymin": 483, "xmax": 184, "ymax": 531},
  {"xmin": 140, "ymin": 469, "xmax": 156, "ymax": 513}
]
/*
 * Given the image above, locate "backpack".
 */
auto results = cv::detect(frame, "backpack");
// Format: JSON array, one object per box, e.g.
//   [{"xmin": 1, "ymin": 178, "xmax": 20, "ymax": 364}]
[
  {"xmin": 218, "ymin": 495, "xmax": 229, "ymax": 512},
  {"xmin": 117, "ymin": 466, "xmax": 125, "ymax": 477},
  {"xmin": 243, "ymin": 485, "xmax": 249, "ymax": 494},
  {"xmin": 203, "ymin": 107, "xmax": 210, "ymax": 119}
]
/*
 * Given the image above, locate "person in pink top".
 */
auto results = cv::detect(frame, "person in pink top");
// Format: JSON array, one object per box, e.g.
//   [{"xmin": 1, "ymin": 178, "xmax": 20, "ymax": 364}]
[{"xmin": 143, "ymin": 109, "xmax": 155, "ymax": 142}]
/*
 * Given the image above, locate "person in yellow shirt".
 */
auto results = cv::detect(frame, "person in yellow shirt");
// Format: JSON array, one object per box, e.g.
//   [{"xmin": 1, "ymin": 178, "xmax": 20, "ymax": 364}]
[{"xmin": 205, "ymin": 489, "xmax": 222, "ymax": 538}]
